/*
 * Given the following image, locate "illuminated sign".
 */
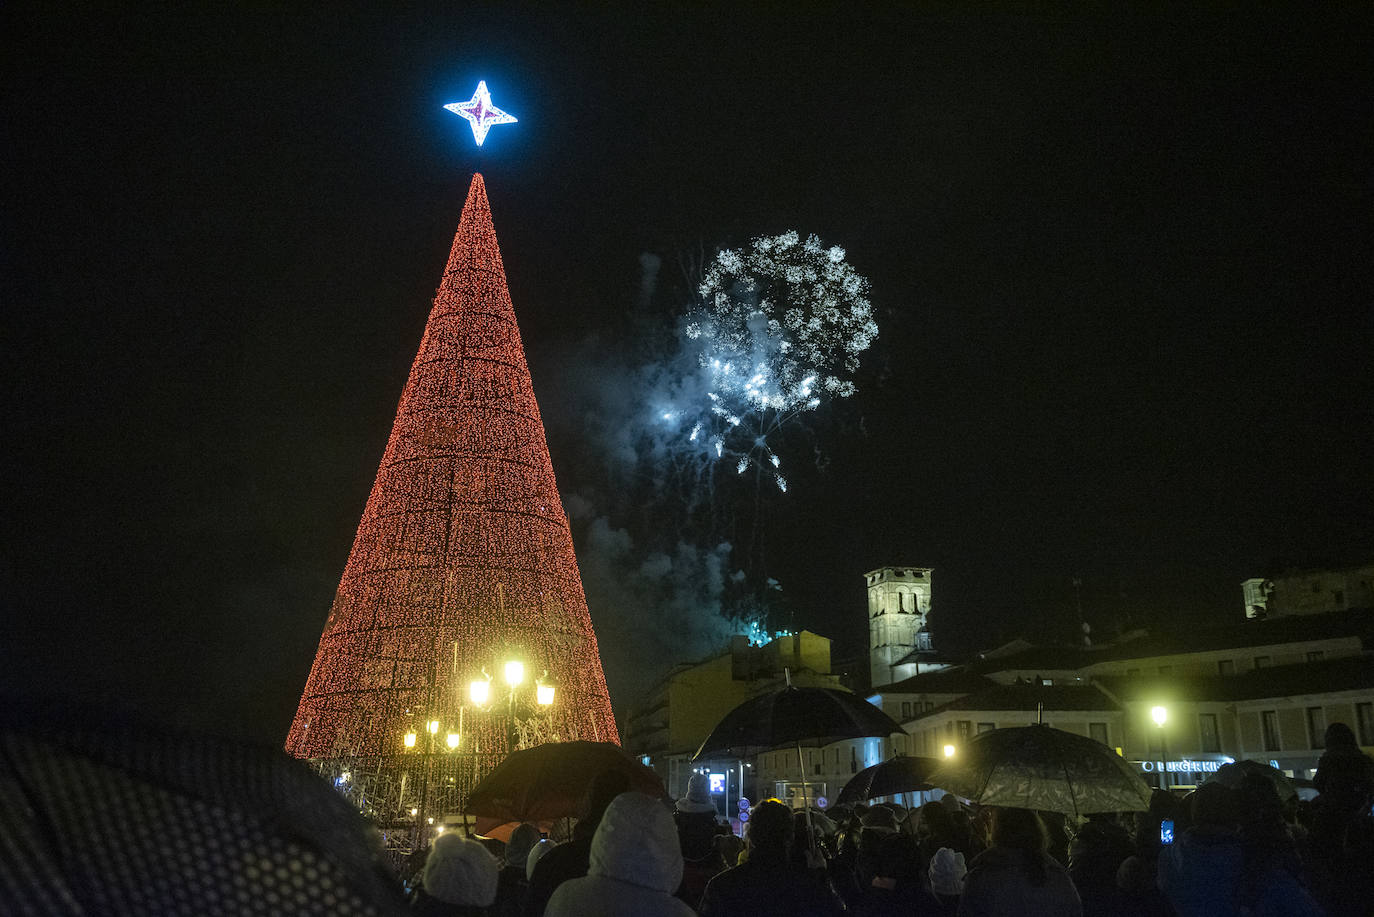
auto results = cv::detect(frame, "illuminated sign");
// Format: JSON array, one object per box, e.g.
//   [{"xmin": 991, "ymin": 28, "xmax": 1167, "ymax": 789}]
[
  {"xmin": 1138, "ymin": 759, "xmax": 1223, "ymax": 774},
  {"xmin": 709, "ymin": 773, "xmax": 726, "ymax": 794}
]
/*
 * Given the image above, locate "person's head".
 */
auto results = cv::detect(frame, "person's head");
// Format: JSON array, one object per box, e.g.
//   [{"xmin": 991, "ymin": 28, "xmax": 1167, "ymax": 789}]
[
  {"xmin": 676, "ymin": 772, "xmax": 716, "ymax": 815},
  {"xmin": 588, "ymin": 791, "xmax": 683, "ymax": 894},
  {"xmin": 991, "ymin": 806, "xmax": 1048, "ymax": 855},
  {"xmin": 747, "ymin": 799, "xmax": 794, "ymax": 856},
  {"xmin": 873, "ymin": 832, "xmax": 922, "ymax": 884},
  {"xmin": 582, "ymin": 768, "xmax": 632, "ymax": 829},
  {"xmin": 714, "ymin": 833, "xmax": 744, "ymax": 867},
  {"xmin": 990, "ymin": 807, "xmax": 1050, "ymax": 885},
  {"xmin": 505, "ymin": 822, "xmax": 540, "ymax": 870},
  {"xmin": 422, "ymin": 835, "xmax": 499, "ymax": 908},
  {"xmin": 525, "ymin": 838, "xmax": 552, "ymax": 880},
  {"xmin": 1236, "ymin": 774, "xmax": 1285, "ymax": 833},
  {"xmin": 927, "ymin": 844, "xmax": 967, "ymax": 898},
  {"xmin": 1324, "ymin": 722, "xmax": 1358, "ymax": 750},
  {"xmin": 1191, "ymin": 783, "xmax": 1239, "ymax": 831},
  {"xmin": 919, "ymin": 799, "xmax": 956, "ymax": 841}
]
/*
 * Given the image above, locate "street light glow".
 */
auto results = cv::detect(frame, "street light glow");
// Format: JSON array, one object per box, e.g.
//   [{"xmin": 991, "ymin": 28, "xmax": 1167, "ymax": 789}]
[
  {"xmin": 403, "ymin": 732, "xmax": 417, "ymax": 749},
  {"xmin": 943, "ymin": 744, "xmax": 956, "ymax": 758},
  {"xmin": 537, "ymin": 682, "xmax": 555, "ymax": 706},
  {"xmin": 446, "ymin": 732, "xmax": 460, "ymax": 749},
  {"xmin": 470, "ymin": 678, "xmax": 490, "ymax": 705},
  {"xmin": 1151, "ymin": 706, "xmax": 1168, "ymax": 727},
  {"xmin": 504, "ymin": 660, "xmax": 525, "ymax": 686},
  {"xmin": 427, "ymin": 719, "xmax": 440, "ymax": 734}
]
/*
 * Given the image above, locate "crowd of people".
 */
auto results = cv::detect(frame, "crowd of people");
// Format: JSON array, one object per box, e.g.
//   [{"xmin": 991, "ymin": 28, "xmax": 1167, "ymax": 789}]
[{"xmin": 400, "ymin": 723, "xmax": 1374, "ymax": 916}]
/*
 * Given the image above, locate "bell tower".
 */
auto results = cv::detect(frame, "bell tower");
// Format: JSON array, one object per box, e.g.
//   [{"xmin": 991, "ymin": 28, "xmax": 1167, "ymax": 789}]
[{"xmin": 866, "ymin": 566, "xmax": 932, "ymax": 689}]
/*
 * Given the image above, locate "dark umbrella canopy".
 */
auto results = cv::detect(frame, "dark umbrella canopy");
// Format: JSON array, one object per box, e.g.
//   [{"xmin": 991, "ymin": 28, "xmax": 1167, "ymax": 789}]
[
  {"xmin": 837, "ymin": 755, "xmax": 942, "ymax": 805},
  {"xmin": 1, "ymin": 699, "xmax": 407, "ymax": 916},
  {"xmin": 692, "ymin": 685, "xmax": 904, "ymax": 760},
  {"xmin": 1204, "ymin": 759, "xmax": 1297, "ymax": 802},
  {"xmin": 465, "ymin": 740, "xmax": 664, "ymax": 828},
  {"xmin": 930, "ymin": 724, "xmax": 1152, "ymax": 816}
]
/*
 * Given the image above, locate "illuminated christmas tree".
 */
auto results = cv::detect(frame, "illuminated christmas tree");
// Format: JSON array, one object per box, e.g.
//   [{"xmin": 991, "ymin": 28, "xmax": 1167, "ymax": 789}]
[{"xmin": 286, "ymin": 173, "xmax": 617, "ymax": 829}]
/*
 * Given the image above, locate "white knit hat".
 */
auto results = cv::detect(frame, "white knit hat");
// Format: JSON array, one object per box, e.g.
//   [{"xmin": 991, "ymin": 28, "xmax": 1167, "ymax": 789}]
[
  {"xmin": 423, "ymin": 835, "xmax": 499, "ymax": 907},
  {"xmin": 928, "ymin": 846, "xmax": 967, "ymax": 897},
  {"xmin": 675, "ymin": 773, "xmax": 716, "ymax": 814}
]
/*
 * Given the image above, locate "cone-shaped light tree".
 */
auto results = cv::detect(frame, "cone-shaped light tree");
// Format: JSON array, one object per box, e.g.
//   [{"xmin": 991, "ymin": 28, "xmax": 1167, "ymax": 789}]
[{"xmin": 287, "ymin": 174, "xmax": 617, "ymax": 823}]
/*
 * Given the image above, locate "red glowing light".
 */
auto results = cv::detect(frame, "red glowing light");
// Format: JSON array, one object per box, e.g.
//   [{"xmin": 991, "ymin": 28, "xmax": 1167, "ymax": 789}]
[{"xmin": 286, "ymin": 174, "xmax": 617, "ymax": 814}]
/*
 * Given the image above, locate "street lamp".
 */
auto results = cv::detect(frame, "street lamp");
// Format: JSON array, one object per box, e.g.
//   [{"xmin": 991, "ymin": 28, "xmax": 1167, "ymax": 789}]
[
  {"xmin": 1151, "ymin": 706, "xmax": 1169, "ymax": 790},
  {"xmin": 467, "ymin": 658, "xmax": 557, "ymax": 758},
  {"xmin": 943, "ymin": 744, "xmax": 956, "ymax": 758}
]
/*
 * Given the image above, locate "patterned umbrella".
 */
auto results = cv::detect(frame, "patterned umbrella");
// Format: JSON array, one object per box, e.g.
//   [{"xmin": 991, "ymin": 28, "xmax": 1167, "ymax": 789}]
[
  {"xmin": 465, "ymin": 741, "xmax": 664, "ymax": 831},
  {"xmin": 691, "ymin": 685, "xmax": 904, "ymax": 760},
  {"xmin": 0, "ymin": 701, "xmax": 407, "ymax": 916},
  {"xmin": 836, "ymin": 755, "xmax": 942, "ymax": 805},
  {"xmin": 1204, "ymin": 759, "xmax": 1298, "ymax": 802},
  {"xmin": 930, "ymin": 724, "xmax": 1152, "ymax": 816}
]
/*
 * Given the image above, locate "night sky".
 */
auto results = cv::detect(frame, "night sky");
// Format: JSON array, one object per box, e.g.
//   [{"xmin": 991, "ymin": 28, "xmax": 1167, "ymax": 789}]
[{"xmin": 4, "ymin": 5, "xmax": 1371, "ymax": 747}]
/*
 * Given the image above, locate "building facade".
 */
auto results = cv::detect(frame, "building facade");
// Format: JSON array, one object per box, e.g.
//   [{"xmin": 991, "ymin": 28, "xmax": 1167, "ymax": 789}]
[{"xmin": 868, "ymin": 566, "xmax": 936, "ymax": 688}]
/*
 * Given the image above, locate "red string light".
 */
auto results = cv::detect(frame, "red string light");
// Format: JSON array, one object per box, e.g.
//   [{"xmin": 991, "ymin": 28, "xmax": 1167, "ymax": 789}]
[{"xmin": 286, "ymin": 174, "xmax": 617, "ymax": 814}]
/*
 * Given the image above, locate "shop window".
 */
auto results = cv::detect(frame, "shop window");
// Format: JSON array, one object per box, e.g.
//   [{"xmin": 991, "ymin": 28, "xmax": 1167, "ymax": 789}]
[
  {"xmin": 1262, "ymin": 711, "xmax": 1281, "ymax": 751},
  {"xmin": 1199, "ymin": 713, "xmax": 1221, "ymax": 753}
]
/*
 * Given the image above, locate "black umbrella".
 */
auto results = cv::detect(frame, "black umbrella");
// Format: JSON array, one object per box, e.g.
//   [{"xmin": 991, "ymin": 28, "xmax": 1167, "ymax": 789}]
[
  {"xmin": 930, "ymin": 724, "xmax": 1152, "ymax": 816},
  {"xmin": 692, "ymin": 683, "xmax": 904, "ymax": 760},
  {"xmin": 1204, "ymin": 759, "xmax": 1298, "ymax": 802},
  {"xmin": 836, "ymin": 755, "xmax": 942, "ymax": 806},
  {"xmin": 1, "ymin": 698, "xmax": 407, "ymax": 916},
  {"xmin": 692, "ymin": 680, "xmax": 903, "ymax": 845}
]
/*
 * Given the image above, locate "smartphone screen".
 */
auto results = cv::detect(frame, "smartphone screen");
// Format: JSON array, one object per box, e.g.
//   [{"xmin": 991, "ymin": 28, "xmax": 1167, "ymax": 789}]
[{"xmin": 1160, "ymin": 818, "xmax": 1175, "ymax": 845}]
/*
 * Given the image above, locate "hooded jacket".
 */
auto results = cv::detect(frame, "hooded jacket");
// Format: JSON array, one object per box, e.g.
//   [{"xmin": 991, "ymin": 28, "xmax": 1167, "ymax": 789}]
[
  {"xmin": 1155, "ymin": 826, "xmax": 1243, "ymax": 917},
  {"xmin": 544, "ymin": 792, "xmax": 695, "ymax": 917},
  {"xmin": 957, "ymin": 846, "xmax": 1082, "ymax": 917}
]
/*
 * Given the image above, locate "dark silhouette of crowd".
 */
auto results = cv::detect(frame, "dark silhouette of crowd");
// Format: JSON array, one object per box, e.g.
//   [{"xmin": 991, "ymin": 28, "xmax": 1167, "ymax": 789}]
[{"xmin": 401, "ymin": 722, "xmax": 1374, "ymax": 916}]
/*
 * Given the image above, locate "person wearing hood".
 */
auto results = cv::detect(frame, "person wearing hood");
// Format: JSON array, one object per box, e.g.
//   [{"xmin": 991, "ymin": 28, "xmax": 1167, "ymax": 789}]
[
  {"xmin": 1156, "ymin": 783, "xmax": 1244, "ymax": 917},
  {"xmin": 699, "ymin": 799, "xmax": 845, "ymax": 917},
  {"xmin": 524, "ymin": 768, "xmax": 631, "ymax": 916},
  {"xmin": 674, "ymin": 773, "xmax": 726, "ymax": 910},
  {"xmin": 958, "ymin": 806, "xmax": 1081, "ymax": 917},
  {"xmin": 1067, "ymin": 812, "xmax": 1133, "ymax": 916},
  {"xmin": 492, "ymin": 823, "xmax": 540, "ymax": 917},
  {"xmin": 543, "ymin": 791, "xmax": 695, "ymax": 917}
]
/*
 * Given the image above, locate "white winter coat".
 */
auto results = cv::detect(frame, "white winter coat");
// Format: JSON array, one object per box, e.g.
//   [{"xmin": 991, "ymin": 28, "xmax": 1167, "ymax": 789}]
[{"xmin": 545, "ymin": 792, "xmax": 696, "ymax": 917}]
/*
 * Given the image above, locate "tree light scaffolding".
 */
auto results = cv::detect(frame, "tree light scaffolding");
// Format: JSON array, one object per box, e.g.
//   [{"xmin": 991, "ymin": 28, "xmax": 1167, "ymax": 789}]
[{"xmin": 286, "ymin": 174, "xmax": 616, "ymax": 828}]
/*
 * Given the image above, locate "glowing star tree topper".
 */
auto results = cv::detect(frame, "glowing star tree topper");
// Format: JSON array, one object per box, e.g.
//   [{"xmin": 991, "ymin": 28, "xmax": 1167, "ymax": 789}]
[{"xmin": 444, "ymin": 80, "xmax": 518, "ymax": 146}]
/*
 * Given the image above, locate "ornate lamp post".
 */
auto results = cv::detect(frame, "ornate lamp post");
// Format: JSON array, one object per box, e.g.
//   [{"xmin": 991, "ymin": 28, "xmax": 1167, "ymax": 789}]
[
  {"xmin": 402, "ymin": 712, "xmax": 463, "ymax": 849},
  {"xmin": 468, "ymin": 657, "xmax": 557, "ymax": 759}
]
